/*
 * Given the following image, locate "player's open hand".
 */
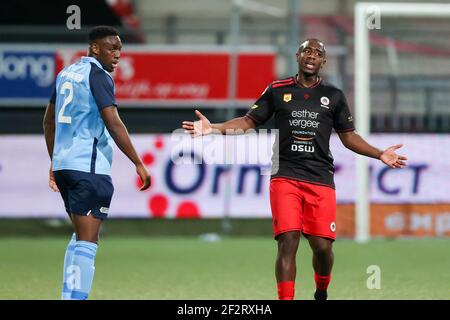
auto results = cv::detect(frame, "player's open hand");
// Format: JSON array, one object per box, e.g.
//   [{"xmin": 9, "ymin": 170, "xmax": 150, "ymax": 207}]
[
  {"xmin": 380, "ymin": 144, "xmax": 408, "ymax": 169},
  {"xmin": 136, "ymin": 163, "xmax": 151, "ymax": 191},
  {"xmin": 182, "ymin": 109, "xmax": 212, "ymax": 138},
  {"xmin": 49, "ymin": 168, "xmax": 59, "ymax": 192}
]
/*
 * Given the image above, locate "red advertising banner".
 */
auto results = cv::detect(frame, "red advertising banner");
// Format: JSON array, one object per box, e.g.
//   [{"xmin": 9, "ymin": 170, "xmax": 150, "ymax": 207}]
[{"xmin": 55, "ymin": 49, "xmax": 275, "ymax": 105}]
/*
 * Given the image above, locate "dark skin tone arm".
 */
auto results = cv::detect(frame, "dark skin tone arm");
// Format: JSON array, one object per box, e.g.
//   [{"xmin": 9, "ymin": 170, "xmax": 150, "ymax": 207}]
[
  {"xmin": 338, "ymin": 131, "xmax": 407, "ymax": 169},
  {"xmin": 183, "ymin": 111, "xmax": 408, "ymax": 168},
  {"xmin": 43, "ymin": 102, "xmax": 59, "ymax": 192},
  {"xmin": 182, "ymin": 109, "xmax": 256, "ymax": 136},
  {"xmin": 100, "ymin": 106, "xmax": 151, "ymax": 190}
]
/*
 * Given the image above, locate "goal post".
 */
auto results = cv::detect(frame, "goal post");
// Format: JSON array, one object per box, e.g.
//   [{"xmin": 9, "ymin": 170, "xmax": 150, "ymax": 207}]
[{"xmin": 354, "ymin": 2, "xmax": 450, "ymax": 243}]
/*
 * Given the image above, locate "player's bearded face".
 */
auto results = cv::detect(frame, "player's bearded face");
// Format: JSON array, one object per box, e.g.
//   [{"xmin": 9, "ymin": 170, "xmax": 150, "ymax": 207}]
[
  {"xmin": 92, "ymin": 36, "xmax": 122, "ymax": 73},
  {"xmin": 297, "ymin": 41, "xmax": 326, "ymax": 76}
]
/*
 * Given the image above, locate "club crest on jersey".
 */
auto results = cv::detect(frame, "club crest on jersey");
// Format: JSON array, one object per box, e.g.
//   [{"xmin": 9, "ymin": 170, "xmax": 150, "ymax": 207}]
[
  {"xmin": 283, "ymin": 93, "xmax": 292, "ymax": 102},
  {"xmin": 320, "ymin": 96, "xmax": 330, "ymax": 109},
  {"xmin": 251, "ymin": 104, "xmax": 259, "ymax": 109},
  {"xmin": 330, "ymin": 222, "xmax": 336, "ymax": 232}
]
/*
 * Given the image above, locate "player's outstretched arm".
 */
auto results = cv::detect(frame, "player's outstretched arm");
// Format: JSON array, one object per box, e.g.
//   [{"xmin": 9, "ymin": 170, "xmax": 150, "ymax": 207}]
[
  {"xmin": 182, "ymin": 109, "xmax": 256, "ymax": 137},
  {"xmin": 43, "ymin": 102, "xmax": 59, "ymax": 192},
  {"xmin": 100, "ymin": 106, "xmax": 151, "ymax": 190},
  {"xmin": 338, "ymin": 131, "xmax": 408, "ymax": 169}
]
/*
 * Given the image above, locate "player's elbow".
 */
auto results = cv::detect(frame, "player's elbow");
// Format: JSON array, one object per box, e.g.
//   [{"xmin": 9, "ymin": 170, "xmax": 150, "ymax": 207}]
[
  {"xmin": 105, "ymin": 118, "xmax": 127, "ymax": 139},
  {"xmin": 338, "ymin": 131, "xmax": 356, "ymax": 150},
  {"xmin": 341, "ymin": 138, "xmax": 351, "ymax": 149},
  {"xmin": 342, "ymin": 138, "xmax": 357, "ymax": 151}
]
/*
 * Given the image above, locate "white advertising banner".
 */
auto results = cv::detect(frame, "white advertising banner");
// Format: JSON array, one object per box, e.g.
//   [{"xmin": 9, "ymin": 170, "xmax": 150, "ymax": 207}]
[{"xmin": 0, "ymin": 134, "xmax": 449, "ymax": 218}]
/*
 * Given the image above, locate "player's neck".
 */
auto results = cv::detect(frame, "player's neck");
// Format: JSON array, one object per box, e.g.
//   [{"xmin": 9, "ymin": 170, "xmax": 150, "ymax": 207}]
[{"xmin": 296, "ymin": 73, "xmax": 320, "ymax": 88}]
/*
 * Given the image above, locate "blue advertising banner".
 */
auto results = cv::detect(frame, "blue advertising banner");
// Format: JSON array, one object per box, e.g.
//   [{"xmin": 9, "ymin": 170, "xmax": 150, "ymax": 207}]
[{"xmin": 0, "ymin": 50, "xmax": 55, "ymax": 102}]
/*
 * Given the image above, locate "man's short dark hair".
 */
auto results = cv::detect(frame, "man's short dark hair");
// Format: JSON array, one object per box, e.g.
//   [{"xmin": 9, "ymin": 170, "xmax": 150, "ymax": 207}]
[{"xmin": 88, "ymin": 26, "xmax": 119, "ymax": 44}]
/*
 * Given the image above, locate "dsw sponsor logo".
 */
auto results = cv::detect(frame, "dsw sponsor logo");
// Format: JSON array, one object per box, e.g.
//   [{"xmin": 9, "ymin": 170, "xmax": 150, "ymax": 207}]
[{"xmin": 291, "ymin": 144, "xmax": 314, "ymax": 153}]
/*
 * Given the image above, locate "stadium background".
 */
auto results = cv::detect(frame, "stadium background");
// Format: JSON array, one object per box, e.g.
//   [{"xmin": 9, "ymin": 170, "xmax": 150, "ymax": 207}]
[{"xmin": 0, "ymin": 0, "xmax": 449, "ymax": 299}]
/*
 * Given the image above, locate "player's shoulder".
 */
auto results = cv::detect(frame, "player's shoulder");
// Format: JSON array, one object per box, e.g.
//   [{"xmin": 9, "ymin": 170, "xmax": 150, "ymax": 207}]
[
  {"xmin": 88, "ymin": 62, "xmax": 113, "ymax": 84},
  {"xmin": 319, "ymin": 80, "xmax": 345, "ymax": 96},
  {"xmin": 56, "ymin": 66, "xmax": 67, "ymax": 79},
  {"xmin": 89, "ymin": 62, "xmax": 108, "ymax": 76},
  {"xmin": 55, "ymin": 65, "xmax": 79, "ymax": 83},
  {"xmin": 56, "ymin": 59, "xmax": 88, "ymax": 80},
  {"xmin": 270, "ymin": 76, "xmax": 296, "ymax": 89}
]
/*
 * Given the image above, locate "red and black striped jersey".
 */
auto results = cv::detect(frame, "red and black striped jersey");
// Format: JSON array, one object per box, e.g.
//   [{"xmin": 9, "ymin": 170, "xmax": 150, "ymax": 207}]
[{"xmin": 245, "ymin": 75, "xmax": 355, "ymax": 188}]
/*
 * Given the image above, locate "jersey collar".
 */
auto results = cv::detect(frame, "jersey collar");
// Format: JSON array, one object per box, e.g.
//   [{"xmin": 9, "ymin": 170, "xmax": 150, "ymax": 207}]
[
  {"xmin": 81, "ymin": 56, "xmax": 105, "ymax": 70},
  {"xmin": 294, "ymin": 74, "xmax": 322, "ymax": 89}
]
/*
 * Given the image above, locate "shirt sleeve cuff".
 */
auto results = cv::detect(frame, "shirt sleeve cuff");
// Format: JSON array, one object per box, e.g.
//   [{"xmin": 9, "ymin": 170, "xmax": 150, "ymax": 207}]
[{"xmin": 245, "ymin": 113, "xmax": 261, "ymax": 124}]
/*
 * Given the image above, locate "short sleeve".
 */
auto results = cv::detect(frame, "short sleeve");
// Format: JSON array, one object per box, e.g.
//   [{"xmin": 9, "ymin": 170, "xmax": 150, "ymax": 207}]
[
  {"xmin": 333, "ymin": 91, "xmax": 355, "ymax": 133},
  {"xmin": 49, "ymin": 83, "xmax": 56, "ymax": 104},
  {"xmin": 245, "ymin": 84, "xmax": 275, "ymax": 125},
  {"xmin": 89, "ymin": 65, "xmax": 117, "ymax": 110}
]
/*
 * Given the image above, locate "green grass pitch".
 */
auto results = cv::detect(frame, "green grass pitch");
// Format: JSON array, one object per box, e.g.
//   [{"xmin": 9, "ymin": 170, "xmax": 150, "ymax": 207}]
[{"xmin": 1, "ymin": 237, "xmax": 449, "ymax": 300}]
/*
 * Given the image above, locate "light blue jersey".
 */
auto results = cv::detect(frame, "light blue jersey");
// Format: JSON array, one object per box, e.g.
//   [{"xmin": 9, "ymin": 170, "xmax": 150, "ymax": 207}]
[{"xmin": 50, "ymin": 56, "xmax": 117, "ymax": 175}]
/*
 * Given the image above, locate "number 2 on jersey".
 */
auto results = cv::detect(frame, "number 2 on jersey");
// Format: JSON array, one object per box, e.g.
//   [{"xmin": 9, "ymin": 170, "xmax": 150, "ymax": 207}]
[{"xmin": 58, "ymin": 82, "xmax": 73, "ymax": 124}]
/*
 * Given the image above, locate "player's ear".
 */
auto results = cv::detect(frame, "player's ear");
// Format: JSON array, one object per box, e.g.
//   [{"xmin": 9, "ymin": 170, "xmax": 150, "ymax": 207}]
[{"xmin": 90, "ymin": 43, "xmax": 100, "ymax": 55}]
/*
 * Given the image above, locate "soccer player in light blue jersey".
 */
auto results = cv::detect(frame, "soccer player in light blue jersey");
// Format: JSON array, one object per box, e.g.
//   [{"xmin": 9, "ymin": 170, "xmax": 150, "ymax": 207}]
[{"xmin": 43, "ymin": 26, "xmax": 151, "ymax": 300}]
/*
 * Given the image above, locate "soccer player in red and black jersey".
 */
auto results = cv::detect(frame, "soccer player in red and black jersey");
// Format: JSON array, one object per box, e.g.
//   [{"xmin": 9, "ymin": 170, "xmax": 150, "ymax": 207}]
[{"xmin": 182, "ymin": 39, "xmax": 407, "ymax": 300}]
